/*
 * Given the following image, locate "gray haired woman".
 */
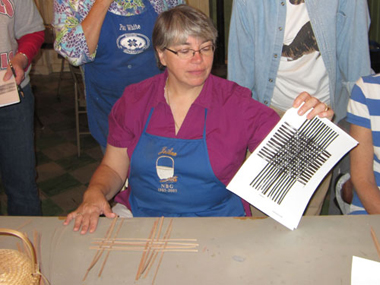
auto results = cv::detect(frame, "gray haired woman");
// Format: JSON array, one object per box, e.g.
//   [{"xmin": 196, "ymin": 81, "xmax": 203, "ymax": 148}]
[{"xmin": 64, "ymin": 5, "xmax": 333, "ymax": 234}]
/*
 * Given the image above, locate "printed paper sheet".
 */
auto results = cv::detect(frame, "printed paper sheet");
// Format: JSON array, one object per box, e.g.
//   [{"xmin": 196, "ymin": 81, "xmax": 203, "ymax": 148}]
[{"xmin": 227, "ymin": 106, "xmax": 358, "ymax": 230}]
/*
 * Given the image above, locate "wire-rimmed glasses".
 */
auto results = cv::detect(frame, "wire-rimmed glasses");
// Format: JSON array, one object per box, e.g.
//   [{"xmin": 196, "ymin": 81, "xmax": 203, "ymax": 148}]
[{"xmin": 164, "ymin": 45, "xmax": 215, "ymax": 59}]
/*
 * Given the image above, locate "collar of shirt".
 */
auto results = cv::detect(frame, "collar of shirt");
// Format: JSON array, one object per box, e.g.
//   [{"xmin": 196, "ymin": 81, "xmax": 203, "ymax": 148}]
[{"xmin": 154, "ymin": 69, "xmax": 213, "ymax": 110}]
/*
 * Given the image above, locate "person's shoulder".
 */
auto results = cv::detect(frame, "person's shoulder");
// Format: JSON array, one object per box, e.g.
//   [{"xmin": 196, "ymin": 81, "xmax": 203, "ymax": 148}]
[
  {"xmin": 361, "ymin": 73, "xmax": 380, "ymax": 85},
  {"xmin": 209, "ymin": 74, "xmax": 251, "ymax": 98},
  {"xmin": 208, "ymin": 74, "xmax": 276, "ymax": 114},
  {"xmin": 122, "ymin": 72, "xmax": 165, "ymax": 103},
  {"xmin": 354, "ymin": 73, "xmax": 380, "ymax": 101}
]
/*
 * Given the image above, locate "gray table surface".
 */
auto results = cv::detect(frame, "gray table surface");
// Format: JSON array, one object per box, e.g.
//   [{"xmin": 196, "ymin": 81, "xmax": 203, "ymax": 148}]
[{"xmin": 1, "ymin": 215, "xmax": 379, "ymax": 284}]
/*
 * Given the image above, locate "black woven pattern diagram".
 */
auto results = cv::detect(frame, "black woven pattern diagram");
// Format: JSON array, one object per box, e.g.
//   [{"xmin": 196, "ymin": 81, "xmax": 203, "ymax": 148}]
[{"xmin": 250, "ymin": 117, "xmax": 338, "ymax": 205}]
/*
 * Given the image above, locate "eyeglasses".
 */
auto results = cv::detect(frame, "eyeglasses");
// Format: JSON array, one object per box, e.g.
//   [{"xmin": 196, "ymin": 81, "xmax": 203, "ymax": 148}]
[{"xmin": 164, "ymin": 45, "xmax": 215, "ymax": 59}]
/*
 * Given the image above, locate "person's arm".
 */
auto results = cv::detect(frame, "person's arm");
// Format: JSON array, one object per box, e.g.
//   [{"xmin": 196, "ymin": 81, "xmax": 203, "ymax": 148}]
[
  {"xmin": 64, "ymin": 144, "xmax": 130, "ymax": 234},
  {"xmin": 3, "ymin": 0, "xmax": 44, "ymax": 85},
  {"xmin": 81, "ymin": 0, "xmax": 114, "ymax": 54},
  {"xmin": 350, "ymin": 124, "xmax": 380, "ymax": 214},
  {"xmin": 3, "ymin": 31, "xmax": 45, "ymax": 85},
  {"xmin": 17, "ymin": 30, "xmax": 45, "ymax": 68},
  {"xmin": 53, "ymin": 0, "xmax": 113, "ymax": 65}
]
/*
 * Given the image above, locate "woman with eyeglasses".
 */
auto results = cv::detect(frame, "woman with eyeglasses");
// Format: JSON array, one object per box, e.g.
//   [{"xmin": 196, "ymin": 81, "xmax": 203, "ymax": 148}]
[{"xmin": 64, "ymin": 5, "xmax": 334, "ymax": 234}]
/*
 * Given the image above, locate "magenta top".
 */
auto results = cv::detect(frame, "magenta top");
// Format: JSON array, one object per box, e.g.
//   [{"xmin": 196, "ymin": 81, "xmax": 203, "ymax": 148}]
[{"xmin": 108, "ymin": 70, "xmax": 279, "ymax": 186}]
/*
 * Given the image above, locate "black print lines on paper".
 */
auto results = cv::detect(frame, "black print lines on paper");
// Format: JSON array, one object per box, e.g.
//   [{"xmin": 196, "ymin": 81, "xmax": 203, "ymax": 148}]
[{"xmin": 250, "ymin": 118, "xmax": 338, "ymax": 205}]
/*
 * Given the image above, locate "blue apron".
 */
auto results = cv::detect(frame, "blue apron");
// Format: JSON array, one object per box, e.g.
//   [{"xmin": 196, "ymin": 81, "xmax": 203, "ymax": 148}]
[
  {"xmin": 84, "ymin": 0, "xmax": 160, "ymax": 147},
  {"xmin": 128, "ymin": 108, "xmax": 245, "ymax": 217}
]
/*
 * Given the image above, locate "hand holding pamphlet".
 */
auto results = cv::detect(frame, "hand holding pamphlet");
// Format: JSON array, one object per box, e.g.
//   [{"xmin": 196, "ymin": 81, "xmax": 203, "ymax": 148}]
[{"xmin": 0, "ymin": 69, "xmax": 21, "ymax": 107}]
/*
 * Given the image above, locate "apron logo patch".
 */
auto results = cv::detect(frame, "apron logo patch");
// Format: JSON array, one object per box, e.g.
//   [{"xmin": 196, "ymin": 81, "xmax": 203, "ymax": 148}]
[
  {"xmin": 117, "ymin": 33, "xmax": 150, "ymax": 55},
  {"xmin": 156, "ymin": 148, "xmax": 178, "ymax": 193},
  {"xmin": 156, "ymin": 156, "xmax": 177, "ymax": 182}
]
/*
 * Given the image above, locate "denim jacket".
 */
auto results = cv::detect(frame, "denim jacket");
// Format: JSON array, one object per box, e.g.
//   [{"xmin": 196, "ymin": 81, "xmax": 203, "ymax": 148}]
[{"xmin": 227, "ymin": 0, "xmax": 372, "ymax": 122}]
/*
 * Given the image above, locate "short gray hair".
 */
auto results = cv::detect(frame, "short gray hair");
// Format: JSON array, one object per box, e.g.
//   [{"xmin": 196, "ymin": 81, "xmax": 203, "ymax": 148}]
[{"xmin": 152, "ymin": 4, "xmax": 218, "ymax": 69}]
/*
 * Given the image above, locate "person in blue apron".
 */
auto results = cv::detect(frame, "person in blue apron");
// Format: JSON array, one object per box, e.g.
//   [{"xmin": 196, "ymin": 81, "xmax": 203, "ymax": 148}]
[
  {"xmin": 53, "ymin": 0, "xmax": 185, "ymax": 150},
  {"xmin": 63, "ymin": 5, "xmax": 335, "ymax": 234}
]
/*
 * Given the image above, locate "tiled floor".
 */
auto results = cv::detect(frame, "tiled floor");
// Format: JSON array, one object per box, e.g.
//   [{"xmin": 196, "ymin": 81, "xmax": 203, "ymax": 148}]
[
  {"xmin": 33, "ymin": 71, "xmax": 104, "ymax": 216},
  {"xmin": 0, "ymin": 71, "xmax": 103, "ymax": 216}
]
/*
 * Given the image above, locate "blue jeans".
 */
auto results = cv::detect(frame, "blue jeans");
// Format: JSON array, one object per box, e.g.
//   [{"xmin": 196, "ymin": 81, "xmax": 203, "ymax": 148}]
[{"xmin": 0, "ymin": 83, "xmax": 41, "ymax": 215}]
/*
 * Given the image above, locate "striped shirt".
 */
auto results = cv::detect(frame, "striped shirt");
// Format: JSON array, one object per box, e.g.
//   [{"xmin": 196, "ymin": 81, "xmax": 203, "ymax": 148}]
[{"xmin": 347, "ymin": 73, "xmax": 380, "ymax": 188}]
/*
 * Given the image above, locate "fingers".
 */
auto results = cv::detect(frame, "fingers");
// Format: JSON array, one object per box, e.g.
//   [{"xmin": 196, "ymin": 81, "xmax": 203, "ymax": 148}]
[
  {"xmin": 292, "ymin": 91, "xmax": 311, "ymax": 109},
  {"xmin": 103, "ymin": 203, "xmax": 117, "ymax": 219},
  {"xmin": 63, "ymin": 204, "xmax": 117, "ymax": 234},
  {"xmin": 7, "ymin": 58, "xmax": 26, "ymax": 85},
  {"xmin": 75, "ymin": 211, "xmax": 101, "ymax": 234},
  {"xmin": 63, "ymin": 207, "xmax": 101, "ymax": 234},
  {"xmin": 63, "ymin": 211, "xmax": 76, "ymax": 226},
  {"xmin": 293, "ymin": 92, "xmax": 334, "ymax": 121},
  {"xmin": 2, "ymin": 68, "xmax": 12, "ymax": 82}
]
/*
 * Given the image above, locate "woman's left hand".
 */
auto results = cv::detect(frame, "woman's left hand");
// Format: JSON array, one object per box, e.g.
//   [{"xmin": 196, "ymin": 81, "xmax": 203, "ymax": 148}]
[{"xmin": 293, "ymin": 92, "xmax": 334, "ymax": 121}]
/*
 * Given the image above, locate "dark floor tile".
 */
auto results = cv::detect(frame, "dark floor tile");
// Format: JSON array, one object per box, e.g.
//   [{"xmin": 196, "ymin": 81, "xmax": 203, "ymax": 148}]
[
  {"xmin": 50, "ymin": 185, "xmax": 87, "ymax": 215},
  {"xmin": 61, "ymin": 108, "xmax": 76, "ymax": 117},
  {"xmin": 35, "ymin": 151, "xmax": 52, "ymax": 166},
  {"xmin": 42, "ymin": 198, "xmax": 64, "ymax": 216},
  {"xmin": 70, "ymin": 162, "xmax": 99, "ymax": 185},
  {"xmin": 47, "ymin": 120, "xmax": 76, "ymax": 132},
  {"xmin": 37, "ymin": 162, "xmax": 66, "ymax": 182},
  {"xmin": 38, "ymin": 173, "xmax": 82, "ymax": 197},
  {"xmin": 56, "ymin": 129, "xmax": 77, "ymax": 143},
  {"xmin": 83, "ymin": 146, "xmax": 103, "ymax": 161},
  {"xmin": 41, "ymin": 142, "xmax": 78, "ymax": 160},
  {"xmin": 35, "ymin": 133, "xmax": 66, "ymax": 150},
  {"xmin": 80, "ymin": 135, "xmax": 99, "ymax": 149},
  {"xmin": 55, "ymin": 153, "xmax": 98, "ymax": 172},
  {"xmin": 35, "ymin": 105, "xmax": 58, "ymax": 116}
]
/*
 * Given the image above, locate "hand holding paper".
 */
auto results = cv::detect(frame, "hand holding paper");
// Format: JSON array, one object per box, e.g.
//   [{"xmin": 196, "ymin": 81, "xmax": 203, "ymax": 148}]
[{"xmin": 0, "ymin": 69, "xmax": 20, "ymax": 107}]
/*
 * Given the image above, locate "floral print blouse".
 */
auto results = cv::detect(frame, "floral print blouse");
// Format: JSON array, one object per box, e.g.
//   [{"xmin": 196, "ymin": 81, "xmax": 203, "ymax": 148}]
[{"xmin": 53, "ymin": 0, "xmax": 184, "ymax": 65}]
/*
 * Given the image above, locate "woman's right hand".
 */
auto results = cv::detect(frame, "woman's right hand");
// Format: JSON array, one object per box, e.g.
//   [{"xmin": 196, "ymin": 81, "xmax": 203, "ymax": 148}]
[
  {"xmin": 63, "ymin": 188, "xmax": 117, "ymax": 234},
  {"xmin": 64, "ymin": 144, "xmax": 129, "ymax": 234}
]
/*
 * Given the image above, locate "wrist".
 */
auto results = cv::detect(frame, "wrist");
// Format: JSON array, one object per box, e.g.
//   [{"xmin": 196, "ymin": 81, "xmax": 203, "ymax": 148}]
[
  {"xmin": 84, "ymin": 184, "xmax": 108, "ymax": 200},
  {"xmin": 94, "ymin": 0, "xmax": 113, "ymax": 10},
  {"xmin": 13, "ymin": 52, "xmax": 29, "ymax": 70},
  {"xmin": 17, "ymin": 52, "xmax": 29, "ymax": 65}
]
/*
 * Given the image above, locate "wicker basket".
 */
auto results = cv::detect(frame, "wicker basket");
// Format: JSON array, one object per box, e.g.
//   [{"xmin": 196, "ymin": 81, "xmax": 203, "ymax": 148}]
[{"xmin": 0, "ymin": 228, "xmax": 40, "ymax": 285}]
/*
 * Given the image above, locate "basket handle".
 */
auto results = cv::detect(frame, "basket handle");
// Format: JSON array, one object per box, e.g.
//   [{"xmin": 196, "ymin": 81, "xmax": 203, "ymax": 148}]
[{"xmin": 0, "ymin": 228, "xmax": 38, "ymax": 274}]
